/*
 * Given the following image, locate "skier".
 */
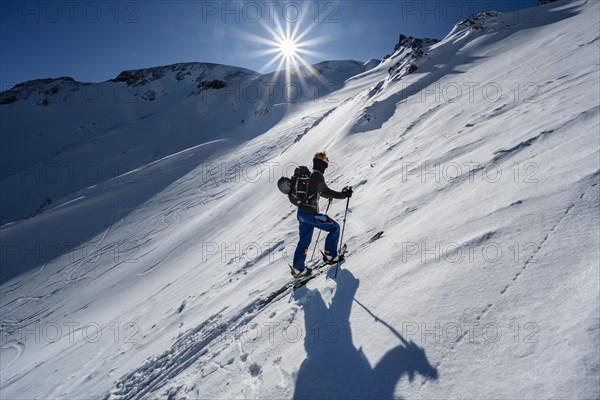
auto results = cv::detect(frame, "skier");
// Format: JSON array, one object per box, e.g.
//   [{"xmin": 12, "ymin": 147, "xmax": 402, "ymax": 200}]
[{"xmin": 290, "ymin": 151, "xmax": 352, "ymax": 278}]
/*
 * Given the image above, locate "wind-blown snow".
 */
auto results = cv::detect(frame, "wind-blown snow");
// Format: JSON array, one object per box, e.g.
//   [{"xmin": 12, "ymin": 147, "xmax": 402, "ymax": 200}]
[{"xmin": 1, "ymin": 1, "xmax": 598, "ymax": 399}]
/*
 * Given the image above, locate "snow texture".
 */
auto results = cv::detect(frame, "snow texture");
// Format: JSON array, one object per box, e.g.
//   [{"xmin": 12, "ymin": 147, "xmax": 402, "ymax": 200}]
[{"xmin": 1, "ymin": 1, "xmax": 598, "ymax": 399}]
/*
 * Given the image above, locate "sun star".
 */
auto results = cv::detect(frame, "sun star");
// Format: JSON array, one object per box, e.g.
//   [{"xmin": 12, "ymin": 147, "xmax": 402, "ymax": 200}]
[
  {"xmin": 230, "ymin": 3, "xmax": 334, "ymax": 102},
  {"xmin": 279, "ymin": 38, "xmax": 298, "ymax": 58}
]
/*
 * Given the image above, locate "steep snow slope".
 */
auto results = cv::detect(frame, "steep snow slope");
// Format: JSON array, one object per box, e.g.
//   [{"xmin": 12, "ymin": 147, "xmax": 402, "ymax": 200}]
[{"xmin": 1, "ymin": 1, "xmax": 598, "ymax": 399}]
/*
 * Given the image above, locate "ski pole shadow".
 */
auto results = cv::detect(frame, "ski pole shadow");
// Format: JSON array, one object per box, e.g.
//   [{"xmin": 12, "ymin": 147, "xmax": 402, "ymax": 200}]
[{"xmin": 292, "ymin": 268, "xmax": 438, "ymax": 399}]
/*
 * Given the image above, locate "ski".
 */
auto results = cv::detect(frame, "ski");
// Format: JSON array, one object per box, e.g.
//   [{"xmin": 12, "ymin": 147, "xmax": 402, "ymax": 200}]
[
  {"xmin": 259, "ymin": 244, "xmax": 348, "ymax": 305},
  {"xmin": 293, "ymin": 243, "xmax": 347, "ymax": 289},
  {"xmin": 291, "ymin": 262, "xmax": 335, "ymax": 289},
  {"xmin": 259, "ymin": 232, "xmax": 384, "ymax": 306}
]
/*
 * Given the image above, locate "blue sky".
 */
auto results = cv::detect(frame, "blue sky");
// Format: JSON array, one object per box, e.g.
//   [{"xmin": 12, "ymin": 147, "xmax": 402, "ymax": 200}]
[{"xmin": 1, "ymin": 0, "xmax": 538, "ymax": 87}]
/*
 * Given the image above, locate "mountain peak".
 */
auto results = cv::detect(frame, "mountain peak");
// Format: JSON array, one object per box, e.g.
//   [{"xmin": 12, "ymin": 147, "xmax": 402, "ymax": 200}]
[
  {"xmin": 454, "ymin": 10, "xmax": 502, "ymax": 31},
  {"xmin": 11, "ymin": 76, "xmax": 76, "ymax": 89},
  {"xmin": 0, "ymin": 76, "xmax": 79, "ymax": 105},
  {"xmin": 382, "ymin": 34, "xmax": 439, "ymax": 62},
  {"xmin": 108, "ymin": 62, "xmax": 258, "ymax": 87},
  {"xmin": 394, "ymin": 34, "xmax": 439, "ymax": 52}
]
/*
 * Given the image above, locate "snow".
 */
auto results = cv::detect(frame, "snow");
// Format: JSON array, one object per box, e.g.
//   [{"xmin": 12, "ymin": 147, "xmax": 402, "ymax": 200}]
[{"xmin": 1, "ymin": 0, "xmax": 599, "ymax": 399}]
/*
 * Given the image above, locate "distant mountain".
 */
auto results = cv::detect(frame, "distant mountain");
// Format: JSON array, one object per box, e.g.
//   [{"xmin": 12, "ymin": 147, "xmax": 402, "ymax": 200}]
[{"xmin": 0, "ymin": 60, "xmax": 366, "ymax": 224}]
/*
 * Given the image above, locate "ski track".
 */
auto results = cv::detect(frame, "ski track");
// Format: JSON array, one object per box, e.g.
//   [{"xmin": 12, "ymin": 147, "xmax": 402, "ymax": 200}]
[
  {"xmin": 293, "ymin": 106, "xmax": 338, "ymax": 144},
  {"xmin": 0, "ymin": 341, "xmax": 25, "ymax": 373},
  {"xmin": 0, "ymin": 197, "xmax": 122, "ymax": 342},
  {"xmin": 106, "ymin": 305, "xmax": 261, "ymax": 400},
  {"xmin": 106, "ymin": 231, "xmax": 385, "ymax": 399}
]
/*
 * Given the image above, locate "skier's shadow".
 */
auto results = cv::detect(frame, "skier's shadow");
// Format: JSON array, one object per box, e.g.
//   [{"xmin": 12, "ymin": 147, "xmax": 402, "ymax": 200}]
[{"xmin": 292, "ymin": 268, "xmax": 438, "ymax": 399}]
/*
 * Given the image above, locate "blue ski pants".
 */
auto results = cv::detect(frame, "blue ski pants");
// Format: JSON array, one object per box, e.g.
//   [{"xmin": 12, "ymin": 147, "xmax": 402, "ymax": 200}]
[{"xmin": 293, "ymin": 209, "xmax": 340, "ymax": 271}]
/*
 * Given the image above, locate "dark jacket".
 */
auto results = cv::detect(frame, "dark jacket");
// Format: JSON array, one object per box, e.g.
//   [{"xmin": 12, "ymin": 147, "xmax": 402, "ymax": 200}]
[{"xmin": 299, "ymin": 170, "xmax": 345, "ymax": 214}]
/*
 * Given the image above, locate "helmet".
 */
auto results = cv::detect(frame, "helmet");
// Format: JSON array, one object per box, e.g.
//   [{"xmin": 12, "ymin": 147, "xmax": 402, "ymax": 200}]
[{"xmin": 277, "ymin": 177, "xmax": 291, "ymax": 194}]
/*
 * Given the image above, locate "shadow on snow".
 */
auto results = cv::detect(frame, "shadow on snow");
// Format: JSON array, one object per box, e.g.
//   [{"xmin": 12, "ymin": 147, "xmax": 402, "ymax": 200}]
[{"xmin": 293, "ymin": 268, "xmax": 438, "ymax": 399}]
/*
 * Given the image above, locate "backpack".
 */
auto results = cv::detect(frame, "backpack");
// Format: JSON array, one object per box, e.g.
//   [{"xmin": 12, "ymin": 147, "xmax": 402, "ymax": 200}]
[{"xmin": 288, "ymin": 166, "xmax": 314, "ymax": 207}]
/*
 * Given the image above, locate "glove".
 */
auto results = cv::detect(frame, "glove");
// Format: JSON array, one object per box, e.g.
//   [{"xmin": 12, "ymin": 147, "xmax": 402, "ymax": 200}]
[{"xmin": 342, "ymin": 186, "xmax": 353, "ymax": 198}]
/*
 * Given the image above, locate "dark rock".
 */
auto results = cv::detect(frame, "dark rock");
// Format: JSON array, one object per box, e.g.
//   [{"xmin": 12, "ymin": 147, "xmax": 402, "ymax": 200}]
[
  {"xmin": 32, "ymin": 197, "xmax": 53, "ymax": 217},
  {"xmin": 0, "ymin": 93, "xmax": 17, "ymax": 105},
  {"xmin": 198, "ymin": 79, "xmax": 227, "ymax": 90},
  {"xmin": 456, "ymin": 11, "xmax": 502, "ymax": 31},
  {"xmin": 141, "ymin": 90, "xmax": 157, "ymax": 101}
]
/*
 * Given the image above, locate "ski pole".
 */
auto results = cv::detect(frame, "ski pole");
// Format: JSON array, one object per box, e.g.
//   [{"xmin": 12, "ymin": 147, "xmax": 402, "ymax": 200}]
[
  {"xmin": 310, "ymin": 198, "xmax": 332, "ymax": 262},
  {"xmin": 334, "ymin": 195, "xmax": 350, "ymax": 279}
]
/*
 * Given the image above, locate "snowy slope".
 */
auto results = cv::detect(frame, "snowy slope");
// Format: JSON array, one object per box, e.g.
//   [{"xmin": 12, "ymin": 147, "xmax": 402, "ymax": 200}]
[
  {"xmin": 0, "ymin": 60, "xmax": 366, "ymax": 225},
  {"xmin": 1, "ymin": 1, "xmax": 599, "ymax": 399}
]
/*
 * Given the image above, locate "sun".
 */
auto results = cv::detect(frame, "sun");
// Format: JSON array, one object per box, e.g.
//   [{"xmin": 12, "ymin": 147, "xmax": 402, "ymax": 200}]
[
  {"xmin": 231, "ymin": 4, "xmax": 333, "ymax": 102},
  {"xmin": 279, "ymin": 38, "xmax": 298, "ymax": 58}
]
